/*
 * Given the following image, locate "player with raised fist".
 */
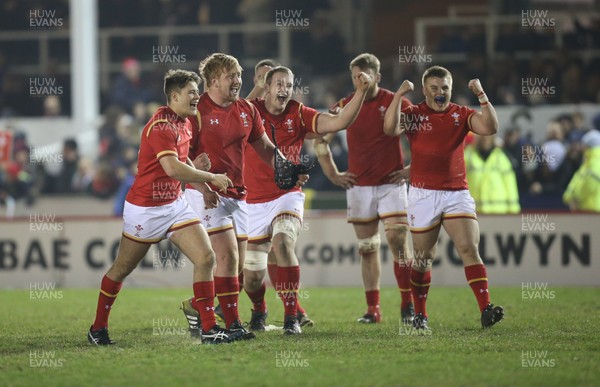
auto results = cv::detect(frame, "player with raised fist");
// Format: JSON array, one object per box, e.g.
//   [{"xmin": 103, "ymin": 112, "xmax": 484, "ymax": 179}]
[{"xmin": 384, "ymin": 65, "xmax": 504, "ymax": 330}]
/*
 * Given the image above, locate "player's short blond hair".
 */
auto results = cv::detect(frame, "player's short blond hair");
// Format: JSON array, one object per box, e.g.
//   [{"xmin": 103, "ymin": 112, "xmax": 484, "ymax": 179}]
[
  {"xmin": 349, "ymin": 53, "xmax": 380, "ymax": 74},
  {"xmin": 199, "ymin": 53, "xmax": 242, "ymax": 84},
  {"xmin": 422, "ymin": 65, "xmax": 452, "ymax": 86},
  {"xmin": 265, "ymin": 66, "xmax": 294, "ymax": 86}
]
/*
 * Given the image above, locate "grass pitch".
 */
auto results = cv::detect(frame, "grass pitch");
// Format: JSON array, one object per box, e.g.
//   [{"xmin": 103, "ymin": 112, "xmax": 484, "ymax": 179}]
[{"xmin": 0, "ymin": 286, "xmax": 598, "ymax": 387}]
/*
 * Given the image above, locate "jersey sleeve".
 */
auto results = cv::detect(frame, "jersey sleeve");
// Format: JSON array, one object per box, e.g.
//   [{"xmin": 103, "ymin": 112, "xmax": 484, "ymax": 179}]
[
  {"xmin": 298, "ymin": 103, "xmax": 320, "ymax": 135},
  {"xmin": 248, "ymin": 102, "xmax": 266, "ymax": 143},
  {"xmin": 145, "ymin": 121, "xmax": 179, "ymax": 160},
  {"xmin": 465, "ymin": 106, "xmax": 478, "ymax": 132}
]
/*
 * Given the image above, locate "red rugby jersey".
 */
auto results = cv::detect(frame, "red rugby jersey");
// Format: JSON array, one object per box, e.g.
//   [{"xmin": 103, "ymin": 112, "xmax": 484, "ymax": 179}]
[
  {"xmin": 245, "ymin": 99, "xmax": 319, "ymax": 203},
  {"xmin": 334, "ymin": 88, "xmax": 411, "ymax": 186},
  {"xmin": 188, "ymin": 93, "xmax": 265, "ymax": 199},
  {"xmin": 402, "ymin": 101, "xmax": 476, "ymax": 190},
  {"xmin": 126, "ymin": 106, "xmax": 192, "ymax": 207}
]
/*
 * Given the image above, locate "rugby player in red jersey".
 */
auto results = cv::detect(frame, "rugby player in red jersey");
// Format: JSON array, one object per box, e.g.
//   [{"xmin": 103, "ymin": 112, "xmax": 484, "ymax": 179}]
[
  {"xmin": 241, "ymin": 65, "xmax": 372, "ymax": 334},
  {"xmin": 181, "ymin": 53, "xmax": 306, "ymax": 340},
  {"xmin": 316, "ymin": 53, "xmax": 414, "ymax": 324},
  {"xmin": 384, "ymin": 65, "xmax": 504, "ymax": 329},
  {"xmin": 88, "ymin": 69, "xmax": 233, "ymax": 345}
]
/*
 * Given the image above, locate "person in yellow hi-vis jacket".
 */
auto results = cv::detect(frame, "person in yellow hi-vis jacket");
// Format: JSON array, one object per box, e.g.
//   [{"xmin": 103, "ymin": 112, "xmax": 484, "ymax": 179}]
[
  {"xmin": 465, "ymin": 133, "xmax": 521, "ymax": 214},
  {"xmin": 563, "ymin": 130, "xmax": 600, "ymax": 212}
]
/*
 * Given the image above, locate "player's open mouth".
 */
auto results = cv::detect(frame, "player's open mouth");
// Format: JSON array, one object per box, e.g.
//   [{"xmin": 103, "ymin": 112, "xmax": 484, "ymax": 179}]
[
  {"xmin": 434, "ymin": 95, "xmax": 445, "ymax": 107},
  {"xmin": 277, "ymin": 94, "xmax": 288, "ymax": 103},
  {"xmin": 190, "ymin": 102, "xmax": 197, "ymax": 109},
  {"xmin": 230, "ymin": 87, "xmax": 239, "ymax": 95}
]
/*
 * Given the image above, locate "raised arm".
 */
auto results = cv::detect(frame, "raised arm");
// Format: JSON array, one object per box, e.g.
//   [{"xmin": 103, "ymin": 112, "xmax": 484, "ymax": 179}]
[
  {"xmin": 384, "ymin": 80, "xmax": 414, "ymax": 137},
  {"xmin": 467, "ymin": 79, "xmax": 498, "ymax": 136},
  {"xmin": 311, "ymin": 72, "xmax": 373, "ymax": 137}
]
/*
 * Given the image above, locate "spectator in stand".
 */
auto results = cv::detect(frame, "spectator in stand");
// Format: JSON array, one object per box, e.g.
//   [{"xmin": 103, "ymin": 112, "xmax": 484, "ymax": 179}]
[
  {"xmin": 108, "ymin": 58, "xmax": 155, "ymax": 114},
  {"xmin": 465, "ymin": 134, "xmax": 520, "ymax": 214},
  {"xmin": 60, "ymin": 139, "xmax": 80, "ymax": 192},
  {"xmin": 569, "ymin": 112, "xmax": 589, "ymax": 143},
  {"xmin": 563, "ymin": 130, "xmax": 600, "ymax": 212}
]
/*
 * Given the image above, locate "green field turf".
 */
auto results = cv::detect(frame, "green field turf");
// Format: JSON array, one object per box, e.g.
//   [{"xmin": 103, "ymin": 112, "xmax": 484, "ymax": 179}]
[{"xmin": 0, "ymin": 286, "xmax": 598, "ymax": 387}]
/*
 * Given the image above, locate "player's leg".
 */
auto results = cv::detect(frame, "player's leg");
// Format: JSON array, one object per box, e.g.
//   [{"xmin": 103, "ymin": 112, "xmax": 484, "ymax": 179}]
[
  {"xmin": 271, "ymin": 214, "xmax": 303, "ymax": 334},
  {"xmin": 237, "ymin": 238, "xmax": 247, "ymax": 290},
  {"xmin": 169, "ymin": 224, "xmax": 230, "ymax": 343},
  {"xmin": 353, "ymin": 220, "xmax": 383, "ymax": 323},
  {"xmin": 382, "ymin": 217, "xmax": 413, "ymax": 322},
  {"xmin": 347, "ymin": 185, "xmax": 382, "ymax": 323},
  {"xmin": 409, "ymin": 228, "xmax": 439, "ymax": 329},
  {"xmin": 244, "ymin": 241, "xmax": 270, "ymax": 331},
  {"xmin": 88, "ymin": 235, "xmax": 150, "ymax": 345},
  {"xmin": 407, "ymin": 187, "xmax": 443, "ymax": 330},
  {"xmin": 379, "ymin": 183, "xmax": 412, "ymax": 323},
  {"xmin": 441, "ymin": 191, "xmax": 504, "ymax": 328}
]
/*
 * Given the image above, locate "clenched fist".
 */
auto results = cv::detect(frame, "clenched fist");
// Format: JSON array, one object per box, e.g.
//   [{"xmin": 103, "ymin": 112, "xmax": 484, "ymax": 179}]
[
  {"xmin": 468, "ymin": 79, "xmax": 484, "ymax": 96},
  {"xmin": 396, "ymin": 80, "xmax": 414, "ymax": 97}
]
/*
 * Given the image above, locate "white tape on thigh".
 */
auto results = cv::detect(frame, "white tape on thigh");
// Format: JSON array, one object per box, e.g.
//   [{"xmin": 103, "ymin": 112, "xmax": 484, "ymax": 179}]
[
  {"xmin": 384, "ymin": 223, "xmax": 409, "ymax": 232},
  {"xmin": 358, "ymin": 234, "xmax": 381, "ymax": 254},
  {"xmin": 272, "ymin": 217, "xmax": 300, "ymax": 242},
  {"xmin": 243, "ymin": 250, "xmax": 268, "ymax": 271}
]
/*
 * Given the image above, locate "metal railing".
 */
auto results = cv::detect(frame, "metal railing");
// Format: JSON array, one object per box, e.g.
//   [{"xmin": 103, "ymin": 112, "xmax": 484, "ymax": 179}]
[
  {"xmin": 0, "ymin": 22, "xmax": 291, "ymax": 91},
  {"xmin": 414, "ymin": 12, "xmax": 600, "ymax": 71}
]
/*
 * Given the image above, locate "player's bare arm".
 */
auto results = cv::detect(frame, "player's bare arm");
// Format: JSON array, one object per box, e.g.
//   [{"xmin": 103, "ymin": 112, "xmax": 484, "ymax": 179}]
[
  {"xmin": 314, "ymin": 133, "xmax": 357, "ymax": 189},
  {"xmin": 246, "ymin": 68, "xmax": 270, "ymax": 100},
  {"xmin": 467, "ymin": 79, "xmax": 498, "ymax": 136},
  {"xmin": 309, "ymin": 72, "xmax": 373, "ymax": 138},
  {"xmin": 384, "ymin": 80, "xmax": 414, "ymax": 137},
  {"xmin": 159, "ymin": 155, "xmax": 232, "ymax": 192}
]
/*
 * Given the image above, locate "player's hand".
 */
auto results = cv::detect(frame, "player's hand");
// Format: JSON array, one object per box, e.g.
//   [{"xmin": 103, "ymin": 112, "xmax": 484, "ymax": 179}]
[
  {"xmin": 356, "ymin": 72, "xmax": 373, "ymax": 93},
  {"xmin": 202, "ymin": 189, "xmax": 220, "ymax": 209},
  {"xmin": 332, "ymin": 171, "xmax": 357, "ymax": 189},
  {"xmin": 387, "ymin": 167, "xmax": 410, "ymax": 185},
  {"xmin": 396, "ymin": 80, "xmax": 414, "ymax": 97},
  {"xmin": 296, "ymin": 174, "xmax": 309, "ymax": 187},
  {"xmin": 255, "ymin": 73, "xmax": 266, "ymax": 89},
  {"xmin": 210, "ymin": 173, "xmax": 232, "ymax": 193},
  {"xmin": 468, "ymin": 79, "xmax": 484, "ymax": 96},
  {"xmin": 193, "ymin": 153, "xmax": 211, "ymax": 171}
]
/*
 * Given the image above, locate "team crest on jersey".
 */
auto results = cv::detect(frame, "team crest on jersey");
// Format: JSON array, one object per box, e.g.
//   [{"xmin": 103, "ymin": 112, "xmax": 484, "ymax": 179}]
[
  {"xmin": 378, "ymin": 106, "xmax": 387, "ymax": 119},
  {"xmin": 285, "ymin": 118, "xmax": 294, "ymax": 132},
  {"xmin": 451, "ymin": 112, "xmax": 460, "ymax": 126},
  {"xmin": 134, "ymin": 224, "xmax": 144, "ymax": 237},
  {"xmin": 209, "ymin": 118, "xmax": 219, "ymax": 125},
  {"xmin": 240, "ymin": 112, "xmax": 249, "ymax": 127}
]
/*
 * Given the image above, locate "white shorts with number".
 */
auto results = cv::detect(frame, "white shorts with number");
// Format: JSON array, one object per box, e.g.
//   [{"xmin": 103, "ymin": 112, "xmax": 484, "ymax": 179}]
[
  {"xmin": 407, "ymin": 187, "xmax": 477, "ymax": 233},
  {"xmin": 122, "ymin": 196, "xmax": 201, "ymax": 243},
  {"xmin": 185, "ymin": 189, "xmax": 248, "ymax": 239},
  {"xmin": 247, "ymin": 191, "xmax": 305, "ymax": 244},
  {"xmin": 347, "ymin": 184, "xmax": 408, "ymax": 223}
]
